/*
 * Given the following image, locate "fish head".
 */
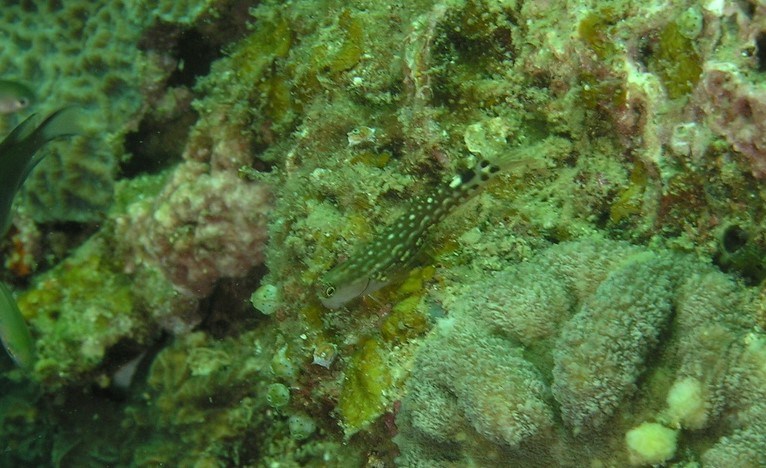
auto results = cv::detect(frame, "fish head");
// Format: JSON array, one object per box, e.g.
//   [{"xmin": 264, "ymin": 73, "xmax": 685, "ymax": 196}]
[
  {"xmin": 316, "ymin": 275, "xmax": 371, "ymax": 309},
  {"xmin": 0, "ymin": 80, "xmax": 35, "ymax": 114},
  {"xmin": 0, "ymin": 95, "xmax": 31, "ymax": 114}
]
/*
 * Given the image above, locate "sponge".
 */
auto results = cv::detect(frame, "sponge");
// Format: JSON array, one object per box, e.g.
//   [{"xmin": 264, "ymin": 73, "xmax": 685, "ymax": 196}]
[
  {"xmin": 666, "ymin": 377, "xmax": 708, "ymax": 429},
  {"xmin": 625, "ymin": 422, "xmax": 678, "ymax": 465}
]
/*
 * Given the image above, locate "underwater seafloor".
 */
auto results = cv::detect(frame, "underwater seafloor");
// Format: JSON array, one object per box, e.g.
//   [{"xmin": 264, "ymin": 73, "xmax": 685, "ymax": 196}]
[{"xmin": 2, "ymin": 0, "xmax": 766, "ymax": 466}]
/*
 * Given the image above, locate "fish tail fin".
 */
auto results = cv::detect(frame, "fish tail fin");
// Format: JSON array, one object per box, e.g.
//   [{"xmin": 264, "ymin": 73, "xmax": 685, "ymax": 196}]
[
  {"xmin": 20, "ymin": 106, "xmax": 83, "ymax": 180},
  {"xmin": 0, "ymin": 281, "xmax": 35, "ymax": 370},
  {"xmin": 38, "ymin": 106, "xmax": 82, "ymax": 141}
]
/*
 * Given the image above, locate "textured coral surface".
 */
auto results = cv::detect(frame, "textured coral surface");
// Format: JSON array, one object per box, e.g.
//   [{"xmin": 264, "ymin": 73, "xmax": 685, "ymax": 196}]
[
  {"xmin": 397, "ymin": 238, "xmax": 764, "ymax": 466},
  {"xmin": 1, "ymin": 0, "xmax": 766, "ymax": 466},
  {"xmin": 1, "ymin": 1, "xmax": 143, "ymax": 222}
]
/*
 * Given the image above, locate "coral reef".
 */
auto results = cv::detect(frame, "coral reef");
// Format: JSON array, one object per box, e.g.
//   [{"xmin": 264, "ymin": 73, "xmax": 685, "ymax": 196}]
[
  {"xmin": 0, "ymin": 1, "xmax": 144, "ymax": 222},
  {"xmin": 128, "ymin": 331, "xmax": 270, "ymax": 464},
  {"xmin": 117, "ymin": 147, "xmax": 271, "ymax": 297},
  {"xmin": 0, "ymin": 0, "xmax": 239, "ymax": 225},
  {"xmin": 693, "ymin": 2, "xmax": 766, "ymax": 179},
  {"xmin": 16, "ymin": 230, "xmax": 180, "ymax": 389},
  {"xmin": 2, "ymin": 0, "xmax": 766, "ymax": 466},
  {"xmin": 396, "ymin": 237, "xmax": 764, "ymax": 466},
  {"xmin": 699, "ymin": 61, "xmax": 766, "ymax": 178},
  {"xmin": 126, "ymin": 0, "xmax": 224, "ymax": 25}
]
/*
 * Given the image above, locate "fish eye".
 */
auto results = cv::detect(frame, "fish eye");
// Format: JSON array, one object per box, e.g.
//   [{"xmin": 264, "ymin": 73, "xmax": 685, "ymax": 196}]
[
  {"xmin": 324, "ymin": 286, "xmax": 336, "ymax": 298},
  {"xmin": 17, "ymin": 98, "xmax": 29, "ymax": 107}
]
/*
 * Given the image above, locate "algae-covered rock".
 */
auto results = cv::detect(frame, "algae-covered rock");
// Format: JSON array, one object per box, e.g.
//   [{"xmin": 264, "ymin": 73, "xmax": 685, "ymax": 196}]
[{"xmin": 16, "ymin": 233, "xmax": 163, "ymax": 388}]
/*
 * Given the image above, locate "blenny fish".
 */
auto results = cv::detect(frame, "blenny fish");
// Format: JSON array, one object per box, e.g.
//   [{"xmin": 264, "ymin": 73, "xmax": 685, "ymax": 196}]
[{"xmin": 316, "ymin": 143, "xmax": 543, "ymax": 309}]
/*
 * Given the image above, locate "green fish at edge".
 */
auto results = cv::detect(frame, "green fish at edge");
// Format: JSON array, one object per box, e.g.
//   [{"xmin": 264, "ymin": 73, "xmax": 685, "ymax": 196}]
[
  {"xmin": 0, "ymin": 80, "xmax": 35, "ymax": 114},
  {"xmin": 0, "ymin": 107, "xmax": 80, "ymax": 369}
]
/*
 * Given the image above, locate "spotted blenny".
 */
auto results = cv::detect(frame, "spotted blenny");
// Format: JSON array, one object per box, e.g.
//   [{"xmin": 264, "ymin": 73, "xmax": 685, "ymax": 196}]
[{"xmin": 316, "ymin": 146, "xmax": 538, "ymax": 309}]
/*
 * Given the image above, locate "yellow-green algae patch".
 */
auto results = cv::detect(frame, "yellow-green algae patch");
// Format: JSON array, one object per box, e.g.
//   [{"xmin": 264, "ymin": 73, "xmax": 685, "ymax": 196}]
[
  {"xmin": 17, "ymin": 234, "xmax": 146, "ymax": 387},
  {"xmin": 381, "ymin": 266, "xmax": 435, "ymax": 344},
  {"xmin": 128, "ymin": 330, "xmax": 281, "ymax": 465},
  {"xmin": 610, "ymin": 162, "xmax": 648, "ymax": 224},
  {"xmin": 322, "ymin": 9, "xmax": 365, "ymax": 74},
  {"xmin": 577, "ymin": 8, "xmax": 621, "ymax": 61},
  {"xmin": 334, "ymin": 266, "xmax": 435, "ymax": 435},
  {"xmin": 337, "ymin": 337, "xmax": 392, "ymax": 435},
  {"xmin": 648, "ymin": 21, "xmax": 702, "ymax": 99},
  {"xmin": 229, "ymin": 15, "xmax": 292, "ymax": 83}
]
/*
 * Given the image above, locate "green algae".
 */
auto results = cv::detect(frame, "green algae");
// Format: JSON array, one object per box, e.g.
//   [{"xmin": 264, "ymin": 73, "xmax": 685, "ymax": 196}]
[
  {"xmin": 349, "ymin": 150, "xmax": 392, "ymax": 169},
  {"xmin": 332, "ymin": 267, "xmax": 435, "ymax": 434},
  {"xmin": 610, "ymin": 162, "xmax": 648, "ymax": 224},
  {"xmin": 17, "ymin": 235, "xmax": 139, "ymax": 385},
  {"xmin": 132, "ymin": 331, "xmax": 275, "ymax": 465},
  {"xmin": 381, "ymin": 295, "xmax": 429, "ymax": 344},
  {"xmin": 337, "ymin": 337, "xmax": 392, "ymax": 435},
  {"xmin": 230, "ymin": 15, "xmax": 292, "ymax": 82},
  {"xmin": 578, "ymin": 8, "xmax": 620, "ymax": 61},
  {"xmin": 380, "ymin": 266, "xmax": 435, "ymax": 344},
  {"xmin": 324, "ymin": 9, "xmax": 365, "ymax": 73},
  {"xmin": 648, "ymin": 21, "xmax": 702, "ymax": 99}
]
